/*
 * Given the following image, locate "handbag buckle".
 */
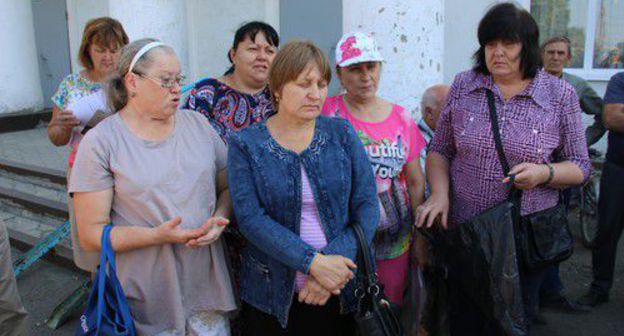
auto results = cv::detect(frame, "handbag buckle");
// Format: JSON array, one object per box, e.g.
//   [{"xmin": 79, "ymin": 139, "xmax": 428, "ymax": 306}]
[
  {"xmin": 367, "ymin": 284, "xmax": 380, "ymax": 296},
  {"xmin": 355, "ymin": 287, "xmax": 366, "ymax": 299}
]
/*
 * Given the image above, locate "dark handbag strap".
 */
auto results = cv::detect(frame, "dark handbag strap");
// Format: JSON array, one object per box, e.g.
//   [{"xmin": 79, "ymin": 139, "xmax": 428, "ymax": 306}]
[
  {"xmin": 485, "ymin": 90, "xmax": 522, "ymax": 203},
  {"xmin": 486, "ymin": 90, "xmax": 511, "ymax": 175},
  {"xmin": 485, "ymin": 89, "xmax": 510, "ymax": 176},
  {"xmin": 353, "ymin": 224, "xmax": 403, "ymax": 336},
  {"xmin": 352, "ymin": 223, "xmax": 378, "ymax": 291}
]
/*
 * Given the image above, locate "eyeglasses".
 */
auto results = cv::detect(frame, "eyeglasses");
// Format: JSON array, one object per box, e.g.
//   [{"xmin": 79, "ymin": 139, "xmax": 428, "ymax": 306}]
[{"xmin": 134, "ymin": 72, "xmax": 186, "ymax": 89}]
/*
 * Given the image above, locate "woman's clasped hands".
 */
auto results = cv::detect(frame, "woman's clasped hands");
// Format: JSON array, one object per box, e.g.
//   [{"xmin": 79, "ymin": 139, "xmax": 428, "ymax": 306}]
[{"xmin": 298, "ymin": 253, "xmax": 357, "ymax": 306}]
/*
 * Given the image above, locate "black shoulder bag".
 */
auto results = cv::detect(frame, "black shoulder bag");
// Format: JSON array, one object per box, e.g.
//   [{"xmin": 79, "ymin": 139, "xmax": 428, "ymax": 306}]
[
  {"xmin": 352, "ymin": 223, "xmax": 404, "ymax": 336},
  {"xmin": 440, "ymin": 90, "xmax": 527, "ymax": 334},
  {"xmin": 484, "ymin": 90, "xmax": 574, "ymax": 270}
]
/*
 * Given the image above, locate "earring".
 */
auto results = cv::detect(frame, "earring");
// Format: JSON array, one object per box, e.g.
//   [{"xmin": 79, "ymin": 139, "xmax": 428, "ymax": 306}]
[{"xmin": 130, "ymin": 92, "xmax": 136, "ymax": 98}]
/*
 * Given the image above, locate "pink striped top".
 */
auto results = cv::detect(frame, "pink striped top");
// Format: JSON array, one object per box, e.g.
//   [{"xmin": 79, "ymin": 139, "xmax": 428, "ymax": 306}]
[{"xmin": 295, "ymin": 167, "xmax": 328, "ymax": 290}]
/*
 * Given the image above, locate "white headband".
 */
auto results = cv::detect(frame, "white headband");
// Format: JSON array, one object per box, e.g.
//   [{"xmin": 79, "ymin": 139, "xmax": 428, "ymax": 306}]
[{"xmin": 128, "ymin": 41, "xmax": 165, "ymax": 73}]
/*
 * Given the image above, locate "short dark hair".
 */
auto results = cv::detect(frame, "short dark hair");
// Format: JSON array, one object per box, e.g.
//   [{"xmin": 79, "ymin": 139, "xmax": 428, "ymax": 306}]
[
  {"xmin": 225, "ymin": 21, "xmax": 279, "ymax": 75},
  {"xmin": 472, "ymin": 2, "xmax": 541, "ymax": 79},
  {"xmin": 541, "ymin": 36, "xmax": 572, "ymax": 57}
]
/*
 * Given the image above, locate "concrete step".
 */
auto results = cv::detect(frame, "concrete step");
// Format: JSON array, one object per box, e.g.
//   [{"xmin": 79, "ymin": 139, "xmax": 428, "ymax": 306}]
[
  {"xmin": 0, "ymin": 160, "xmax": 67, "ymax": 218},
  {"xmin": 0, "ymin": 158, "xmax": 66, "ymax": 185},
  {"xmin": 1, "ymin": 201, "xmax": 72, "ymax": 261},
  {"xmin": 0, "ymin": 108, "xmax": 51, "ymax": 133},
  {"xmin": 0, "ymin": 159, "xmax": 72, "ymax": 263}
]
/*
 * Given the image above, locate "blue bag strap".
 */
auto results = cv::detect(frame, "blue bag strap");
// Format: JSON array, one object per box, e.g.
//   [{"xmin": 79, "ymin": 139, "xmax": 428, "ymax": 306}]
[
  {"xmin": 104, "ymin": 230, "xmax": 117, "ymax": 272},
  {"xmin": 96, "ymin": 225, "xmax": 113, "ymax": 332},
  {"xmin": 102, "ymin": 225, "xmax": 135, "ymax": 332}
]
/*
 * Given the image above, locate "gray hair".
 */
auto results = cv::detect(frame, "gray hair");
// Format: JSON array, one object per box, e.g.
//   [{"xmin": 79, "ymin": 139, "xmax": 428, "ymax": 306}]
[
  {"xmin": 420, "ymin": 84, "xmax": 449, "ymax": 112},
  {"xmin": 106, "ymin": 38, "xmax": 175, "ymax": 111}
]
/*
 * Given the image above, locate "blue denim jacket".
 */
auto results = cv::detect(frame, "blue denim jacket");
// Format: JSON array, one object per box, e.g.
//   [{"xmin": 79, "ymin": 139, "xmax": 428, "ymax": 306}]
[{"xmin": 227, "ymin": 116, "xmax": 380, "ymax": 327}]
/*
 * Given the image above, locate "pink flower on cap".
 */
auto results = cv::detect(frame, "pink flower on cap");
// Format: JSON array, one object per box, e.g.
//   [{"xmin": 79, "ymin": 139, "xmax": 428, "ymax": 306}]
[
  {"xmin": 339, "ymin": 36, "xmax": 362, "ymax": 64},
  {"xmin": 335, "ymin": 32, "xmax": 384, "ymax": 67}
]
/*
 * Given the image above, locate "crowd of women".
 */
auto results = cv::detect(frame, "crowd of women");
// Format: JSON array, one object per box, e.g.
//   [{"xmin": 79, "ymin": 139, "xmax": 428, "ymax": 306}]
[{"xmin": 6, "ymin": 1, "xmax": 604, "ymax": 335}]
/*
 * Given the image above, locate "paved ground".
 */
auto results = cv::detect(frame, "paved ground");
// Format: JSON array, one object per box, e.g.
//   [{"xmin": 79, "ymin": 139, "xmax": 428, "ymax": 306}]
[
  {"xmin": 0, "ymin": 125, "xmax": 67, "ymax": 170},
  {"xmin": 533, "ymin": 223, "xmax": 624, "ymax": 336},
  {"xmin": 12, "ymin": 248, "xmax": 87, "ymax": 336}
]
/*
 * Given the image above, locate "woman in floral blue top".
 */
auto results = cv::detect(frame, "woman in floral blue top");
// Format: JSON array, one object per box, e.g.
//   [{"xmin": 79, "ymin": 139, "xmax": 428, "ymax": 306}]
[
  {"xmin": 48, "ymin": 17, "xmax": 128, "ymax": 273},
  {"xmin": 183, "ymin": 21, "xmax": 279, "ymax": 141}
]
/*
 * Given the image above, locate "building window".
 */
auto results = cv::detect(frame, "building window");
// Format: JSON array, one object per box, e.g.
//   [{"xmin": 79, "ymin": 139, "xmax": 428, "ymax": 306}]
[{"xmin": 531, "ymin": 0, "xmax": 623, "ymax": 80}]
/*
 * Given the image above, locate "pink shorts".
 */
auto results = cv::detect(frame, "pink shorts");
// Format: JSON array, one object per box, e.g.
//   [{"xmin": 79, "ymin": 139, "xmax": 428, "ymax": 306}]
[{"xmin": 376, "ymin": 251, "xmax": 410, "ymax": 305}]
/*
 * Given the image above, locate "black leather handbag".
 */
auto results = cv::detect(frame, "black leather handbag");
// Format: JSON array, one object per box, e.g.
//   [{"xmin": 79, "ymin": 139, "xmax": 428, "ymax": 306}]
[
  {"xmin": 518, "ymin": 200, "xmax": 573, "ymax": 270},
  {"xmin": 484, "ymin": 89, "xmax": 574, "ymax": 271},
  {"xmin": 352, "ymin": 223, "xmax": 404, "ymax": 336}
]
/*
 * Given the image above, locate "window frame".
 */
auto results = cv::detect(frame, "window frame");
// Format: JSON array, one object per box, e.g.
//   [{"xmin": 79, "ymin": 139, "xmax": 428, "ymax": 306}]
[{"xmin": 532, "ymin": 0, "xmax": 622, "ymax": 81}]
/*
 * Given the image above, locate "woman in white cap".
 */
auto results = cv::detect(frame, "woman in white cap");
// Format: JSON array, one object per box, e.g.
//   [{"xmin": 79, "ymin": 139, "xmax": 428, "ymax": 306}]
[
  {"xmin": 322, "ymin": 32, "xmax": 426, "ymax": 308},
  {"xmin": 70, "ymin": 38, "xmax": 236, "ymax": 335}
]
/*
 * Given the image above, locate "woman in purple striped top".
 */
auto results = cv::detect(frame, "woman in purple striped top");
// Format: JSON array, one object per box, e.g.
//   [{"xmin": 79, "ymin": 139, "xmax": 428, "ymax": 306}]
[{"xmin": 415, "ymin": 3, "xmax": 590, "ymax": 335}]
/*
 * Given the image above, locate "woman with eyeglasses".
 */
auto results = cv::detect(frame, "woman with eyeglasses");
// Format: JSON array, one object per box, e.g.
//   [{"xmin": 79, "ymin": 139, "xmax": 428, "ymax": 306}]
[
  {"xmin": 183, "ymin": 21, "xmax": 279, "ymax": 141},
  {"xmin": 47, "ymin": 17, "xmax": 128, "ymax": 274},
  {"xmin": 69, "ymin": 38, "xmax": 236, "ymax": 335}
]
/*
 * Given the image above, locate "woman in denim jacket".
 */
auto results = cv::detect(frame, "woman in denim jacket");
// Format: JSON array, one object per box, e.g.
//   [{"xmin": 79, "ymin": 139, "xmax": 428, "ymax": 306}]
[{"xmin": 228, "ymin": 41, "xmax": 380, "ymax": 335}]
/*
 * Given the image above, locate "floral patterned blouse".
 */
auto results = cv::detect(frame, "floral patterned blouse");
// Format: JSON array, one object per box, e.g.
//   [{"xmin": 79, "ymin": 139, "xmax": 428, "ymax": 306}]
[
  {"xmin": 51, "ymin": 72, "xmax": 102, "ymax": 168},
  {"xmin": 182, "ymin": 78, "xmax": 275, "ymax": 142}
]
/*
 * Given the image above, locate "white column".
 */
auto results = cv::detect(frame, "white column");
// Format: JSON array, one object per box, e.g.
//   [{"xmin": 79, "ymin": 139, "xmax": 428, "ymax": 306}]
[
  {"xmin": 0, "ymin": 1, "xmax": 44, "ymax": 114},
  {"xmin": 108, "ymin": 0, "xmax": 190, "ymax": 75},
  {"xmin": 66, "ymin": 0, "xmax": 110, "ymax": 73},
  {"xmin": 342, "ymin": 0, "xmax": 444, "ymax": 119},
  {"xmin": 186, "ymin": 0, "xmax": 280, "ymax": 81}
]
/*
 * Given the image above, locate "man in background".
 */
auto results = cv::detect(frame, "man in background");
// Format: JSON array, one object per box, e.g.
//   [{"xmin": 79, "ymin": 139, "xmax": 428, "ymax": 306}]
[
  {"xmin": 542, "ymin": 36, "xmax": 606, "ymax": 145},
  {"xmin": 538, "ymin": 35, "xmax": 596, "ymax": 315},
  {"xmin": 418, "ymin": 84, "xmax": 449, "ymax": 197},
  {"xmin": 578, "ymin": 71, "xmax": 624, "ymax": 307},
  {"xmin": 415, "ymin": 84, "xmax": 449, "ymax": 336}
]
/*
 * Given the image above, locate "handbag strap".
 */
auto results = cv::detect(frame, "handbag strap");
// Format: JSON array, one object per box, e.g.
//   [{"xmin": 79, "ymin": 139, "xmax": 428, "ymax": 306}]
[
  {"xmin": 352, "ymin": 223, "xmax": 378, "ymax": 292},
  {"xmin": 485, "ymin": 89, "xmax": 522, "ymax": 203},
  {"xmin": 96, "ymin": 225, "xmax": 113, "ymax": 329},
  {"xmin": 486, "ymin": 89, "xmax": 511, "ymax": 175}
]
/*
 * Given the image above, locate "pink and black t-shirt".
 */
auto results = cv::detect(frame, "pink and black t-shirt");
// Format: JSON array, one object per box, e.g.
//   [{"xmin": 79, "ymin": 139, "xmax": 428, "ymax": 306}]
[{"xmin": 322, "ymin": 96, "xmax": 425, "ymax": 260}]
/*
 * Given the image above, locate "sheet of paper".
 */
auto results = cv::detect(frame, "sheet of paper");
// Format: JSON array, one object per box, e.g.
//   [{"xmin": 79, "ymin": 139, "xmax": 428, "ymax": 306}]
[{"xmin": 65, "ymin": 90, "xmax": 111, "ymax": 133}]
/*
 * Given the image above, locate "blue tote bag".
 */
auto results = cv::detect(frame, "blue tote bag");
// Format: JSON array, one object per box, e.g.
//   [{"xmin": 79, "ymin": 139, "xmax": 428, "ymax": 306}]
[{"xmin": 76, "ymin": 225, "xmax": 136, "ymax": 335}]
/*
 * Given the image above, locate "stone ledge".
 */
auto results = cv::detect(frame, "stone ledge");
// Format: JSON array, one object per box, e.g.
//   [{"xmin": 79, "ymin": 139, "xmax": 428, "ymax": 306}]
[
  {"xmin": 0, "ymin": 158, "xmax": 66, "ymax": 185},
  {"xmin": 0, "ymin": 108, "xmax": 52, "ymax": 133}
]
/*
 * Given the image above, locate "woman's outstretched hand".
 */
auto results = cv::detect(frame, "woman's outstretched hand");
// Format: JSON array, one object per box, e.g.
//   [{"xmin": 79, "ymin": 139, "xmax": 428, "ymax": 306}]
[
  {"xmin": 155, "ymin": 217, "xmax": 205, "ymax": 245},
  {"xmin": 186, "ymin": 216, "xmax": 230, "ymax": 248}
]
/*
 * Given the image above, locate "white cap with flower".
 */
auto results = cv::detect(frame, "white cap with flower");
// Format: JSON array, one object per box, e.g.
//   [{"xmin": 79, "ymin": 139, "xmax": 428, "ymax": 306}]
[{"xmin": 335, "ymin": 31, "xmax": 384, "ymax": 68}]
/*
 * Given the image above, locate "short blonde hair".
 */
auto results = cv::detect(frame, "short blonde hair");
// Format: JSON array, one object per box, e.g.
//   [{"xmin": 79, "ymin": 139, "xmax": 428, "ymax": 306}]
[
  {"xmin": 78, "ymin": 17, "xmax": 129, "ymax": 70},
  {"xmin": 268, "ymin": 41, "xmax": 331, "ymax": 108}
]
